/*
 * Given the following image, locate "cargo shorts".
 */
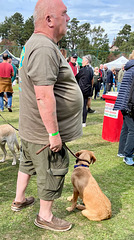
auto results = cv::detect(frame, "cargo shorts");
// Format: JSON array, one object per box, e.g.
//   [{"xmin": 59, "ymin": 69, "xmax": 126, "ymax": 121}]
[{"xmin": 19, "ymin": 139, "xmax": 69, "ymax": 201}]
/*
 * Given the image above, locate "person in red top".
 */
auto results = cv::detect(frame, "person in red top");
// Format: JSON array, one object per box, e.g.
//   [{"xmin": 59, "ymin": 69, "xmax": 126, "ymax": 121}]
[
  {"xmin": 69, "ymin": 53, "xmax": 78, "ymax": 76},
  {"xmin": 0, "ymin": 53, "xmax": 14, "ymax": 112}
]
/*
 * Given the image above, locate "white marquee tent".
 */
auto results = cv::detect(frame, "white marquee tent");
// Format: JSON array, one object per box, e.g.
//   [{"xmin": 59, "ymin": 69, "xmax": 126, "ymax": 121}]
[{"xmin": 105, "ymin": 56, "xmax": 128, "ymax": 69}]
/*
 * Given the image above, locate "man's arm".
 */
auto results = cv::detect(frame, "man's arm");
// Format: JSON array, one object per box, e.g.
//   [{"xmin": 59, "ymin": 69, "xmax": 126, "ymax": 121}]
[{"xmin": 34, "ymin": 85, "xmax": 62, "ymax": 152}]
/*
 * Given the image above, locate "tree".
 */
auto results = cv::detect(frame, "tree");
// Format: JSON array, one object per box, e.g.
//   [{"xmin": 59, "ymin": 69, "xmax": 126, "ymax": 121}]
[
  {"xmin": 0, "ymin": 12, "xmax": 24, "ymax": 46},
  {"xmin": 88, "ymin": 26, "xmax": 109, "ymax": 63},
  {"xmin": 58, "ymin": 19, "xmax": 109, "ymax": 62},
  {"xmin": 58, "ymin": 35, "xmax": 68, "ymax": 49},
  {"xmin": 59, "ymin": 19, "xmax": 91, "ymax": 54},
  {"xmin": 23, "ymin": 16, "xmax": 34, "ymax": 44},
  {"xmin": 128, "ymin": 32, "xmax": 134, "ymax": 51},
  {"xmin": 0, "ymin": 14, "xmax": 111, "ymax": 62},
  {"xmin": 76, "ymin": 22, "xmax": 91, "ymax": 54},
  {"xmin": 66, "ymin": 18, "xmax": 80, "ymax": 50},
  {"xmin": 0, "ymin": 13, "xmax": 34, "ymax": 46},
  {"xmin": 10, "ymin": 13, "xmax": 24, "ymax": 46},
  {"xmin": 115, "ymin": 24, "xmax": 131, "ymax": 48},
  {"xmin": 0, "ymin": 17, "xmax": 12, "ymax": 39}
]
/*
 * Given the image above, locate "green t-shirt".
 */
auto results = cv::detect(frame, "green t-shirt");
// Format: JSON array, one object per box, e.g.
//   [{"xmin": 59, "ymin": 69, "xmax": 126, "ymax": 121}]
[
  {"xmin": 19, "ymin": 33, "xmax": 83, "ymax": 144},
  {"xmin": 12, "ymin": 64, "xmax": 17, "ymax": 82}
]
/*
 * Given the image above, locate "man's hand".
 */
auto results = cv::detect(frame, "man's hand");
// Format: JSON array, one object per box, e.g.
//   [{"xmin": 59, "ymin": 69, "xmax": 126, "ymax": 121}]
[{"xmin": 49, "ymin": 134, "xmax": 62, "ymax": 152}]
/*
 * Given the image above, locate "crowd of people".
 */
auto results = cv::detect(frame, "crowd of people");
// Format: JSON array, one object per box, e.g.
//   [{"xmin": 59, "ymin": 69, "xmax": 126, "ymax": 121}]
[{"xmin": 66, "ymin": 52, "xmax": 126, "ymax": 128}]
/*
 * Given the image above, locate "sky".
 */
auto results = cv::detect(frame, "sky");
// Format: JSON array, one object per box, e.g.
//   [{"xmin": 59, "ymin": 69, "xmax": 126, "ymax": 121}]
[{"xmin": 0, "ymin": 0, "xmax": 134, "ymax": 46}]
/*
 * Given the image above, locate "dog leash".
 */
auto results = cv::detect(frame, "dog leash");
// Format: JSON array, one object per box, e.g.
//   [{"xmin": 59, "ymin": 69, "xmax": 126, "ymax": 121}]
[
  {"xmin": 36, "ymin": 143, "xmax": 50, "ymax": 155},
  {"xmin": 0, "ymin": 114, "xmax": 91, "ymax": 165},
  {"xmin": 36, "ymin": 143, "xmax": 78, "ymax": 158},
  {"xmin": 0, "ymin": 114, "xmax": 19, "ymax": 131},
  {"xmin": 36, "ymin": 143, "xmax": 91, "ymax": 165},
  {"xmin": 0, "ymin": 116, "xmax": 92, "ymax": 166}
]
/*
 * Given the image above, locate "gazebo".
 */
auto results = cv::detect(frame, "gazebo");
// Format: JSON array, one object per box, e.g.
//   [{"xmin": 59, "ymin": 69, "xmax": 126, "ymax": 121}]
[
  {"xmin": 105, "ymin": 56, "xmax": 128, "ymax": 70},
  {"xmin": 0, "ymin": 49, "xmax": 20, "ymax": 66}
]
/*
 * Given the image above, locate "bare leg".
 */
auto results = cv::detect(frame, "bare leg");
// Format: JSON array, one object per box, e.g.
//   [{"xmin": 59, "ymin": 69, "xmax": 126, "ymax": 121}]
[
  {"xmin": 15, "ymin": 171, "xmax": 31, "ymax": 202},
  {"xmin": 39, "ymin": 199, "xmax": 53, "ymax": 221}
]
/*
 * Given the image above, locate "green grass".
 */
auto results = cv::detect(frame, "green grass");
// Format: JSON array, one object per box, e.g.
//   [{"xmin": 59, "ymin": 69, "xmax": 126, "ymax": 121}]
[{"xmin": 0, "ymin": 86, "xmax": 134, "ymax": 240}]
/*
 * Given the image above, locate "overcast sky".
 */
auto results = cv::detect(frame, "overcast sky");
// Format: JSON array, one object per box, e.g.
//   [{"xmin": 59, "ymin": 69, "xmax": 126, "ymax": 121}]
[{"xmin": 0, "ymin": 0, "xmax": 134, "ymax": 45}]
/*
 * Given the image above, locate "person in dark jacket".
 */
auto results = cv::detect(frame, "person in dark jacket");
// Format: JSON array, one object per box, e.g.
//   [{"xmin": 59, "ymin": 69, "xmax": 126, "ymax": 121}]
[
  {"xmin": 114, "ymin": 50, "xmax": 134, "ymax": 166},
  {"xmin": 76, "ymin": 55, "xmax": 94, "ymax": 127},
  {"xmin": 102, "ymin": 65, "xmax": 113, "ymax": 94}
]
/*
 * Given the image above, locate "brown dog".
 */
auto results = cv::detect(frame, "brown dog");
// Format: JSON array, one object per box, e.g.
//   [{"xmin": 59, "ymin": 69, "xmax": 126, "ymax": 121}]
[
  {"xmin": 66, "ymin": 150, "xmax": 112, "ymax": 221},
  {"xmin": 0, "ymin": 124, "xmax": 19, "ymax": 165}
]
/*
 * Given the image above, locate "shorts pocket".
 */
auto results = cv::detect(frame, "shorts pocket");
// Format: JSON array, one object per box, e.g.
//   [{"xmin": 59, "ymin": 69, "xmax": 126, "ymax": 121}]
[{"xmin": 46, "ymin": 146, "xmax": 69, "ymax": 191}]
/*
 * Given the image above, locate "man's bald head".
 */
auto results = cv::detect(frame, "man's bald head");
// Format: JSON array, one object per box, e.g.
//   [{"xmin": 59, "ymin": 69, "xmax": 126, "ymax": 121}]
[
  {"xmin": 33, "ymin": 0, "xmax": 63, "ymax": 26},
  {"xmin": 33, "ymin": 0, "xmax": 69, "ymax": 43}
]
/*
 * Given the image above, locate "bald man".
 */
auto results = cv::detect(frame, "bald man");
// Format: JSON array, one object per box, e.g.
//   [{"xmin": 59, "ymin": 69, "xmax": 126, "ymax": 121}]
[{"xmin": 11, "ymin": 0, "xmax": 83, "ymax": 232}]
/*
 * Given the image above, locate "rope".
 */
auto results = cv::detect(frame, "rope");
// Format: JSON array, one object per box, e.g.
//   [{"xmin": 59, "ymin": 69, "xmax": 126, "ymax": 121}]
[{"xmin": 0, "ymin": 114, "xmax": 19, "ymax": 131}]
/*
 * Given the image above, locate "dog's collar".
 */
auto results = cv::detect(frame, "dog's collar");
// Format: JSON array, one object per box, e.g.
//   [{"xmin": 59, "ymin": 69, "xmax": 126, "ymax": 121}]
[
  {"xmin": 76, "ymin": 158, "xmax": 91, "ymax": 165},
  {"xmin": 74, "ymin": 164, "xmax": 89, "ymax": 168}
]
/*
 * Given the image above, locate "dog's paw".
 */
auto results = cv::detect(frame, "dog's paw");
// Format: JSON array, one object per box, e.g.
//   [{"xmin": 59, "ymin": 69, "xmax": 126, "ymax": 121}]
[
  {"xmin": 67, "ymin": 195, "xmax": 73, "ymax": 202},
  {"xmin": 12, "ymin": 162, "xmax": 16, "ymax": 166},
  {"xmin": 76, "ymin": 204, "xmax": 86, "ymax": 210},
  {"xmin": 66, "ymin": 207, "xmax": 73, "ymax": 212},
  {"xmin": 0, "ymin": 159, "xmax": 5, "ymax": 163}
]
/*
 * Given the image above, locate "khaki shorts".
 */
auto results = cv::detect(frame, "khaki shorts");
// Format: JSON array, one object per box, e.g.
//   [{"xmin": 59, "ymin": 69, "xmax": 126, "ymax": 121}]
[{"xmin": 19, "ymin": 139, "xmax": 69, "ymax": 201}]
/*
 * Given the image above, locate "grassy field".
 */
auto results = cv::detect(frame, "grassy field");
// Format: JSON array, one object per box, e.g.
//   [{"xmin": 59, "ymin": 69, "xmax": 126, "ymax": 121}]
[{"xmin": 0, "ymin": 85, "xmax": 134, "ymax": 240}]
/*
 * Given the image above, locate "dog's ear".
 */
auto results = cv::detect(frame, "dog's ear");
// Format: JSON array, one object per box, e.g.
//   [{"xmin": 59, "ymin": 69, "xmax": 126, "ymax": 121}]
[
  {"xmin": 75, "ymin": 150, "xmax": 84, "ymax": 157},
  {"xmin": 91, "ymin": 152, "xmax": 96, "ymax": 164}
]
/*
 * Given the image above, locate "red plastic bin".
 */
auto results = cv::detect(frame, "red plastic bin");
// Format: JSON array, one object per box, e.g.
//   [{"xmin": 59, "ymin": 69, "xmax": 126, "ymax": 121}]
[{"xmin": 102, "ymin": 93, "xmax": 123, "ymax": 142}]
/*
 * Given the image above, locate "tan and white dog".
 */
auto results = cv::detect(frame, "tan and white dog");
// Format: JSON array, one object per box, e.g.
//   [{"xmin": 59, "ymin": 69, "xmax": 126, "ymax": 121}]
[
  {"xmin": 66, "ymin": 150, "xmax": 112, "ymax": 221},
  {"xmin": 0, "ymin": 124, "xmax": 19, "ymax": 165}
]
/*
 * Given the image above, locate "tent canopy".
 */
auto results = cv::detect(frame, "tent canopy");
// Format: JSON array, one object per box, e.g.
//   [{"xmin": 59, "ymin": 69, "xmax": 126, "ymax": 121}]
[
  {"xmin": 0, "ymin": 49, "xmax": 20, "ymax": 65},
  {"xmin": 105, "ymin": 56, "xmax": 128, "ymax": 70},
  {"xmin": 77, "ymin": 56, "xmax": 82, "ymax": 66}
]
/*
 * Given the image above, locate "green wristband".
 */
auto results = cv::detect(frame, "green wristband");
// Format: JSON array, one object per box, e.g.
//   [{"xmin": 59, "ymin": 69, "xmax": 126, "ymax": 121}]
[{"xmin": 49, "ymin": 131, "xmax": 59, "ymax": 136}]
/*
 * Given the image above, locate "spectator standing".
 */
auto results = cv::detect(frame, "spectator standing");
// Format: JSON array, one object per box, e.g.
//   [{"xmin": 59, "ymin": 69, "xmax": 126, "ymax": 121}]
[
  {"xmin": 11, "ymin": 0, "xmax": 83, "ymax": 232},
  {"xmin": 76, "ymin": 55, "xmax": 94, "ymax": 127},
  {"xmin": 93, "ymin": 67, "xmax": 101, "ymax": 100},
  {"xmin": 112, "ymin": 67, "xmax": 116, "ymax": 92},
  {"xmin": 102, "ymin": 65, "xmax": 113, "ymax": 94},
  {"xmin": 99, "ymin": 64, "xmax": 103, "ymax": 81},
  {"xmin": 98, "ymin": 64, "xmax": 103, "ymax": 97},
  {"xmin": 117, "ymin": 65, "xmax": 125, "ymax": 92},
  {"xmin": 8, "ymin": 55, "xmax": 17, "ymax": 84},
  {"xmin": 114, "ymin": 50, "xmax": 134, "ymax": 166},
  {"xmin": 0, "ymin": 53, "xmax": 14, "ymax": 112},
  {"xmin": 69, "ymin": 53, "xmax": 78, "ymax": 76}
]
